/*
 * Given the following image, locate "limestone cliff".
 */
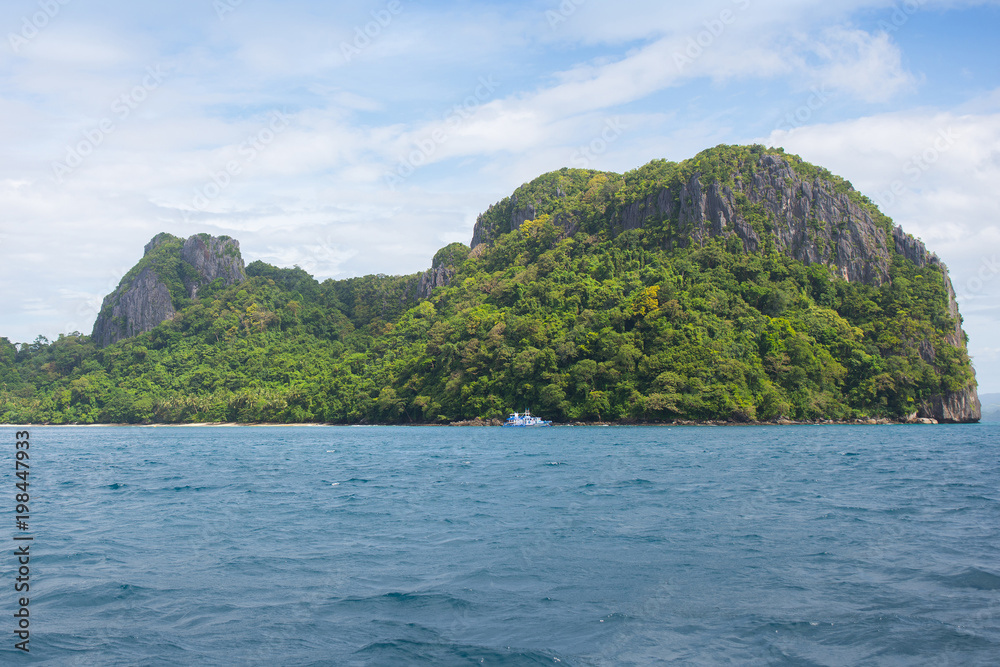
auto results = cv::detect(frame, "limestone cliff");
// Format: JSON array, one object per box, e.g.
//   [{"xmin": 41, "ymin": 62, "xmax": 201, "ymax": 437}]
[
  {"xmin": 181, "ymin": 234, "xmax": 246, "ymax": 298},
  {"xmin": 417, "ymin": 242, "xmax": 471, "ymax": 299},
  {"xmin": 91, "ymin": 267, "xmax": 176, "ymax": 348},
  {"xmin": 471, "ymin": 195, "xmax": 539, "ymax": 249},
  {"xmin": 917, "ymin": 277, "xmax": 981, "ymax": 422},
  {"xmin": 468, "ymin": 146, "xmax": 980, "ymax": 422},
  {"xmin": 92, "ymin": 233, "xmax": 246, "ymax": 347},
  {"xmin": 418, "ymin": 264, "xmax": 453, "ymax": 300}
]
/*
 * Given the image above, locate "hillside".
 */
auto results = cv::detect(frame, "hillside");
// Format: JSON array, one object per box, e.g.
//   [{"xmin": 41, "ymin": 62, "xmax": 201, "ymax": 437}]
[
  {"xmin": 91, "ymin": 233, "xmax": 247, "ymax": 347},
  {"xmin": 0, "ymin": 145, "xmax": 981, "ymax": 424}
]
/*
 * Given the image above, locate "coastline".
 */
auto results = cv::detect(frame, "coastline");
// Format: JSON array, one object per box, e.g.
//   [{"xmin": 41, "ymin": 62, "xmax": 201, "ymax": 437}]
[
  {"xmin": 1, "ymin": 417, "xmax": 966, "ymax": 428},
  {"xmin": 448, "ymin": 417, "xmax": 949, "ymax": 427}
]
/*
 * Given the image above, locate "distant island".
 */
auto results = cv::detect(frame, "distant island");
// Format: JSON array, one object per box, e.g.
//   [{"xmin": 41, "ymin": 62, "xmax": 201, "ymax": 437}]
[
  {"xmin": 0, "ymin": 145, "xmax": 982, "ymax": 425},
  {"xmin": 980, "ymin": 394, "xmax": 1000, "ymax": 421}
]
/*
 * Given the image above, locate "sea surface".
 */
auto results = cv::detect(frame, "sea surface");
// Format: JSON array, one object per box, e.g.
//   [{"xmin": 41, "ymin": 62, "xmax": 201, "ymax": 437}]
[{"xmin": 1, "ymin": 424, "xmax": 998, "ymax": 666}]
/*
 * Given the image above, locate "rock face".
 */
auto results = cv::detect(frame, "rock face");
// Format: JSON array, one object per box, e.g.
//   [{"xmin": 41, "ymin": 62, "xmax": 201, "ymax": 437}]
[
  {"xmin": 417, "ymin": 242, "xmax": 471, "ymax": 299},
  {"xmin": 471, "ymin": 195, "xmax": 539, "ymax": 249},
  {"xmin": 468, "ymin": 149, "xmax": 981, "ymax": 422},
  {"xmin": 181, "ymin": 235, "xmax": 246, "ymax": 298},
  {"xmin": 91, "ymin": 267, "xmax": 176, "ymax": 348},
  {"xmin": 609, "ymin": 153, "xmax": 919, "ymax": 285},
  {"xmin": 470, "ymin": 154, "xmax": 943, "ymax": 287},
  {"xmin": 418, "ymin": 264, "xmax": 454, "ymax": 300},
  {"xmin": 916, "ymin": 276, "xmax": 981, "ymax": 423},
  {"xmin": 92, "ymin": 233, "xmax": 246, "ymax": 347},
  {"xmin": 920, "ymin": 390, "xmax": 981, "ymax": 424}
]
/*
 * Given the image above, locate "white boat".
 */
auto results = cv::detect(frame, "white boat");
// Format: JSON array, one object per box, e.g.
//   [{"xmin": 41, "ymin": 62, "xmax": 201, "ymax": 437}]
[{"xmin": 502, "ymin": 410, "xmax": 552, "ymax": 427}]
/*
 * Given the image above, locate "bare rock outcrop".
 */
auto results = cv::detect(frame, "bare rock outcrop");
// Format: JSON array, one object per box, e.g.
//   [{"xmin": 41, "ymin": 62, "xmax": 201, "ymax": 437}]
[
  {"xmin": 919, "ymin": 390, "xmax": 982, "ymax": 424},
  {"xmin": 92, "ymin": 233, "xmax": 246, "ymax": 347},
  {"xmin": 181, "ymin": 235, "xmax": 246, "ymax": 298},
  {"xmin": 91, "ymin": 267, "xmax": 176, "ymax": 348},
  {"xmin": 417, "ymin": 242, "xmax": 471, "ymax": 299},
  {"xmin": 609, "ymin": 154, "xmax": 909, "ymax": 285},
  {"xmin": 418, "ymin": 264, "xmax": 454, "ymax": 300},
  {"xmin": 471, "ymin": 195, "xmax": 538, "ymax": 249}
]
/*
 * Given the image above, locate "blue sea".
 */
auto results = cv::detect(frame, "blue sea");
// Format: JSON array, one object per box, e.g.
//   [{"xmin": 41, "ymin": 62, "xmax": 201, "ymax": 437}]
[{"xmin": 1, "ymin": 424, "xmax": 998, "ymax": 665}]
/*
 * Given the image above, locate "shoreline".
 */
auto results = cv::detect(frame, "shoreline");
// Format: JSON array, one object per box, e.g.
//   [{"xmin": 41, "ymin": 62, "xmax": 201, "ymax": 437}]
[{"xmin": 2, "ymin": 418, "xmax": 976, "ymax": 428}]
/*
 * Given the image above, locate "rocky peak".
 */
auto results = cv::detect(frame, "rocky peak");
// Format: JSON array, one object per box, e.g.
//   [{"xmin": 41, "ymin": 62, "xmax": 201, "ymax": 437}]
[
  {"xmin": 471, "ymin": 194, "xmax": 540, "ymax": 249},
  {"xmin": 181, "ymin": 234, "xmax": 246, "ymax": 298},
  {"xmin": 91, "ymin": 267, "xmax": 175, "ymax": 348},
  {"xmin": 144, "ymin": 232, "xmax": 176, "ymax": 256},
  {"xmin": 472, "ymin": 151, "xmax": 928, "ymax": 287},
  {"xmin": 92, "ymin": 233, "xmax": 247, "ymax": 347},
  {"xmin": 612, "ymin": 153, "xmax": 908, "ymax": 285},
  {"xmin": 465, "ymin": 146, "xmax": 981, "ymax": 422},
  {"xmin": 417, "ymin": 242, "xmax": 470, "ymax": 299}
]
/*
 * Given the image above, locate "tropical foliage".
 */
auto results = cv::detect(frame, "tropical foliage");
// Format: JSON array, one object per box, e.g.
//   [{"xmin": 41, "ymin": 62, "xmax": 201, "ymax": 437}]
[{"xmin": 0, "ymin": 147, "xmax": 974, "ymax": 424}]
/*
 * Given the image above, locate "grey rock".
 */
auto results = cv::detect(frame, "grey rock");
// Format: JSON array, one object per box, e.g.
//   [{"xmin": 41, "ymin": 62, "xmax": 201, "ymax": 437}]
[
  {"xmin": 471, "ymin": 197, "xmax": 538, "ymax": 249},
  {"xmin": 92, "ymin": 267, "xmax": 175, "ymax": 348},
  {"xmin": 181, "ymin": 235, "xmax": 246, "ymax": 298},
  {"xmin": 919, "ymin": 389, "xmax": 982, "ymax": 424},
  {"xmin": 609, "ymin": 155, "xmax": 903, "ymax": 285},
  {"xmin": 417, "ymin": 264, "xmax": 454, "ymax": 300},
  {"xmin": 92, "ymin": 233, "xmax": 247, "ymax": 347},
  {"xmin": 417, "ymin": 243, "xmax": 471, "ymax": 299}
]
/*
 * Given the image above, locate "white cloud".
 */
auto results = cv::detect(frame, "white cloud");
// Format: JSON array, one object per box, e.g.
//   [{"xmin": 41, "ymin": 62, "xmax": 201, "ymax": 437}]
[
  {"xmin": 763, "ymin": 108, "xmax": 1000, "ymax": 257},
  {"xmin": 806, "ymin": 27, "xmax": 916, "ymax": 102},
  {"xmin": 0, "ymin": 0, "xmax": 998, "ymax": 397}
]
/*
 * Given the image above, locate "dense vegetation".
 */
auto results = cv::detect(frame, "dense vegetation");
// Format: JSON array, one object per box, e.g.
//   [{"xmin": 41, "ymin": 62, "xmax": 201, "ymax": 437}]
[{"xmin": 0, "ymin": 146, "xmax": 975, "ymax": 424}]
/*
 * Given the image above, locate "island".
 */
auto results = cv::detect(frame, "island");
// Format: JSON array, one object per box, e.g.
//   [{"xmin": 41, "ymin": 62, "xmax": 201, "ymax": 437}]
[{"xmin": 0, "ymin": 145, "xmax": 981, "ymax": 425}]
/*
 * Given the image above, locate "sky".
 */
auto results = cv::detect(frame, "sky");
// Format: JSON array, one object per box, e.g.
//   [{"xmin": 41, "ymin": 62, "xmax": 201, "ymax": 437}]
[{"xmin": 0, "ymin": 0, "xmax": 997, "ymax": 392}]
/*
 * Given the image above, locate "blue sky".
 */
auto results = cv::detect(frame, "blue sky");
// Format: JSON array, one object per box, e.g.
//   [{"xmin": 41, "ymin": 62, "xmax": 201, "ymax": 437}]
[{"xmin": 0, "ymin": 0, "xmax": 998, "ymax": 391}]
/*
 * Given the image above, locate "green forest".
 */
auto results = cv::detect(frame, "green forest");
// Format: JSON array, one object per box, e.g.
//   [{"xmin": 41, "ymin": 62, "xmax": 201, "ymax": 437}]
[{"xmin": 0, "ymin": 146, "xmax": 976, "ymax": 424}]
